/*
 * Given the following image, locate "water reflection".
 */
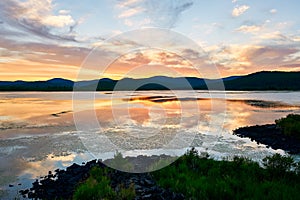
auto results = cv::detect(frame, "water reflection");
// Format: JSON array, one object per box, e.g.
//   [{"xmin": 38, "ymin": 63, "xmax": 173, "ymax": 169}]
[{"xmin": 0, "ymin": 91, "xmax": 300, "ymax": 196}]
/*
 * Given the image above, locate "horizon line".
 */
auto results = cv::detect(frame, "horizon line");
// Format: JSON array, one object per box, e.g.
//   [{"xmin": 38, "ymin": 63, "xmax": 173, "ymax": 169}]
[{"xmin": 1, "ymin": 70, "xmax": 299, "ymax": 82}]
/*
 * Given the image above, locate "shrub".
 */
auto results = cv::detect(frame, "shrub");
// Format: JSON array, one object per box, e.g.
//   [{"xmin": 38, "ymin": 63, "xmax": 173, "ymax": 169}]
[
  {"xmin": 152, "ymin": 149, "xmax": 300, "ymax": 200},
  {"xmin": 117, "ymin": 183, "xmax": 136, "ymax": 200},
  {"xmin": 73, "ymin": 167, "xmax": 135, "ymax": 200},
  {"xmin": 263, "ymin": 153, "xmax": 295, "ymax": 174},
  {"xmin": 275, "ymin": 114, "xmax": 300, "ymax": 139},
  {"xmin": 108, "ymin": 151, "xmax": 134, "ymax": 172},
  {"xmin": 73, "ymin": 167, "xmax": 116, "ymax": 200}
]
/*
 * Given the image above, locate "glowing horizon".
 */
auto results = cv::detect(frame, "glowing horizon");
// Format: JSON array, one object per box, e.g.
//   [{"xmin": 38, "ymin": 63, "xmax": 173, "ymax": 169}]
[{"xmin": 1, "ymin": 0, "xmax": 300, "ymax": 81}]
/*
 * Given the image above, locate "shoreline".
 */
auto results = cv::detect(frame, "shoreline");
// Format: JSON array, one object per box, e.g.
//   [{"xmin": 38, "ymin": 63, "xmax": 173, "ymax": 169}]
[
  {"xmin": 17, "ymin": 148, "xmax": 300, "ymax": 200},
  {"xmin": 233, "ymin": 124, "xmax": 300, "ymax": 154},
  {"xmin": 18, "ymin": 157, "xmax": 185, "ymax": 200}
]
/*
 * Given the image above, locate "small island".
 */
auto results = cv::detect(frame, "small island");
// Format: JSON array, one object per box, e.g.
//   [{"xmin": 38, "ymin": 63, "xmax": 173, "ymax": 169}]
[{"xmin": 234, "ymin": 114, "xmax": 300, "ymax": 154}]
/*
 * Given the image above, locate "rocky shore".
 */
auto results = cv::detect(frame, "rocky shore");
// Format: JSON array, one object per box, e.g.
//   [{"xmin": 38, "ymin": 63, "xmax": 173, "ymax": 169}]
[
  {"xmin": 234, "ymin": 124, "xmax": 300, "ymax": 154},
  {"xmin": 19, "ymin": 158, "xmax": 184, "ymax": 200}
]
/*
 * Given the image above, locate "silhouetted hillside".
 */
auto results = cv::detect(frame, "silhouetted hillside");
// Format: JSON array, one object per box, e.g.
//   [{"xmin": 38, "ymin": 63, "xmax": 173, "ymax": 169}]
[
  {"xmin": 224, "ymin": 71, "xmax": 300, "ymax": 90},
  {"xmin": 0, "ymin": 71, "xmax": 299, "ymax": 91}
]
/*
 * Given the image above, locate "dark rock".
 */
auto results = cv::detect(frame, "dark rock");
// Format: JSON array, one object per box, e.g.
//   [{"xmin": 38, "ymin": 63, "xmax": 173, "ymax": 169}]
[
  {"xmin": 8, "ymin": 184, "xmax": 13, "ymax": 187},
  {"xmin": 22, "ymin": 157, "xmax": 185, "ymax": 200},
  {"xmin": 19, "ymin": 189, "xmax": 29, "ymax": 195},
  {"xmin": 28, "ymin": 192, "xmax": 34, "ymax": 198},
  {"xmin": 143, "ymin": 193, "xmax": 152, "ymax": 199},
  {"xmin": 144, "ymin": 178, "xmax": 155, "ymax": 186}
]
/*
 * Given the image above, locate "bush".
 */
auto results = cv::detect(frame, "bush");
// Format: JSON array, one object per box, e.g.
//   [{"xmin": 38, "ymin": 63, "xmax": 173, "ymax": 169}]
[
  {"xmin": 73, "ymin": 167, "xmax": 135, "ymax": 200},
  {"xmin": 151, "ymin": 149, "xmax": 300, "ymax": 200},
  {"xmin": 118, "ymin": 183, "xmax": 136, "ymax": 200},
  {"xmin": 263, "ymin": 153, "xmax": 295, "ymax": 174},
  {"xmin": 108, "ymin": 151, "xmax": 134, "ymax": 172},
  {"xmin": 73, "ymin": 167, "xmax": 116, "ymax": 200},
  {"xmin": 275, "ymin": 114, "xmax": 300, "ymax": 139}
]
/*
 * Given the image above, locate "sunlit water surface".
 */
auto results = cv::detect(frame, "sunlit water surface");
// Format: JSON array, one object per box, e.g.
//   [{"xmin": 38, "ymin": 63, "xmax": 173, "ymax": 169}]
[{"xmin": 1, "ymin": 91, "xmax": 300, "ymax": 198}]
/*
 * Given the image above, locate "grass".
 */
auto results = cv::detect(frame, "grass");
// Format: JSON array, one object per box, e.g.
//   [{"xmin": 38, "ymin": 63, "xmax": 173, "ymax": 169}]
[
  {"xmin": 152, "ymin": 148, "xmax": 300, "ymax": 200},
  {"xmin": 74, "ymin": 148, "xmax": 300, "ymax": 200},
  {"xmin": 275, "ymin": 114, "xmax": 300, "ymax": 139},
  {"xmin": 73, "ymin": 167, "xmax": 135, "ymax": 200}
]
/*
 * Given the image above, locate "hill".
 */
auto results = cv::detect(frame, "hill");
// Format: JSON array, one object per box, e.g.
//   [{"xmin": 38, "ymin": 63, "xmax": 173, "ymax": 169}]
[
  {"xmin": 0, "ymin": 71, "xmax": 299, "ymax": 91},
  {"xmin": 224, "ymin": 71, "xmax": 300, "ymax": 90}
]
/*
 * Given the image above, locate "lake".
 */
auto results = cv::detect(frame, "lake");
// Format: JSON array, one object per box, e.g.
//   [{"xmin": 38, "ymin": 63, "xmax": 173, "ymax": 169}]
[{"xmin": 1, "ymin": 91, "xmax": 300, "ymax": 198}]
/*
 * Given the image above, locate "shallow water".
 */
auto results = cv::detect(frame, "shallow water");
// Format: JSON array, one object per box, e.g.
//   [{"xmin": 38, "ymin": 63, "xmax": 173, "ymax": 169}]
[{"xmin": 0, "ymin": 91, "xmax": 300, "ymax": 198}]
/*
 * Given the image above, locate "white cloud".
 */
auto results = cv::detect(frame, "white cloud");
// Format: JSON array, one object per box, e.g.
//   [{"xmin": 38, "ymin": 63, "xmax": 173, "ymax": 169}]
[
  {"xmin": 270, "ymin": 9, "xmax": 277, "ymax": 14},
  {"xmin": 259, "ymin": 31, "xmax": 286, "ymax": 40},
  {"xmin": 292, "ymin": 36, "xmax": 300, "ymax": 42},
  {"xmin": 116, "ymin": 0, "xmax": 194, "ymax": 28},
  {"xmin": 118, "ymin": 7, "xmax": 145, "ymax": 18},
  {"xmin": 59, "ymin": 10, "xmax": 70, "ymax": 15},
  {"xmin": 232, "ymin": 5, "xmax": 250, "ymax": 17},
  {"xmin": 42, "ymin": 15, "xmax": 74, "ymax": 28},
  {"xmin": 0, "ymin": 0, "xmax": 78, "ymax": 41},
  {"xmin": 124, "ymin": 19, "xmax": 133, "ymax": 26},
  {"xmin": 17, "ymin": 0, "xmax": 75, "ymax": 28},
  {"xmin": 283, "ymin": 51, "xmax": 300, "ymax": 62},
  {"xmin": 116, "ymin": 0, "xmax": 143, "ymax": 8},
  {"xmin": 235, "ymin": 25, "xmax": 261, "ymax": 33}
]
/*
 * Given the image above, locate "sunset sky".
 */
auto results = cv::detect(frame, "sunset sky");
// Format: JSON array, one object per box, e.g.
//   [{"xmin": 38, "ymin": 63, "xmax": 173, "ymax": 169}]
[{"xmin": 0, "ymin": 0, "xmax": 300, "ymax": 81}]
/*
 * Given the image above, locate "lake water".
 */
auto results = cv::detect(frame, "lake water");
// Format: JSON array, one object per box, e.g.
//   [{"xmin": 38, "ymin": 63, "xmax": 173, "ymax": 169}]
[{"xmin": 1, "ymin": 91, "xmax": 300, "ymax": 198}]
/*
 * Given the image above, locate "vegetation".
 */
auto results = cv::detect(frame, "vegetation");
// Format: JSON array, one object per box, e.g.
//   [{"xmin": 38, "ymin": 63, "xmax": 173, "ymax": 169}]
[
  {"xmin": 73, "ymin": 167, "xmax": 135, "ymax": 200},
  {"xmin": 105, "ymin": 151, "xmax": 134, "ymax": 172},
  {"xmin": 74, "ymin": 149, "xmax": 300, "ymax": 200},
  {"xmin": 152, "ymin": 148, "xmax": 300, "ymax": 200},
  {"xmin": 275, "ymin": 114, "xmax": 300, "ymax": 139}
]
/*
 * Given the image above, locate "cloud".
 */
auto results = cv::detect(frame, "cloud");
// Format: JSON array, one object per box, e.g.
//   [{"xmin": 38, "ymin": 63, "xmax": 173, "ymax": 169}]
[
  {"xmin": 283, "ymin": 51, "xmax": 300, "ymax": 62},
  {"xmin": 59, "ymin": 9, "xmax": 71, "ymax": 15},
  {"xmin": 122, "ymin": 52, "xmax": 151, "ymax": 64},
  {"xmin": 270, "ymin": 9, "xmax": 277, "ymax": 14},
  {"xmin": 117, "ymin": 0, "xmax": 143, "ymax": 8},
  {"xmin": 207, "ymin": 44, "xmax": 299, "ymax": 76},
  {"xmin": 118, "ymin": 50, "xmax": 191, "ymax": 67},
  {"xmin": 116, "ymin": 0, "xmax": 194, "ymax": 28},
  {"xmin": 40, "ymin": 15, "xmax": 75, "ymax": 28},
  {"xmin": 235, "ymin": 25, "xmax": 262, "ymax": 33},
  {"xmin": 0, "ymin": 0, "xmax": 78, "ymax": 42},
  {"xmin": 232, "ymin": 5, "xmax": 250, "ymax": 17},
  {"xmin": 0, "ymin": 37, "xmax": 91, "ymax": 66},
  {"xmin": 2, "ymin": 0, "xmax": 75, "ymax": 28},
  {"xmin": 118, "ymin": 7, "xmax": 145, "ymax": 18},
  {"xmin": 258, "ymin": 31, "xmax": 291, "ymax": 43}
]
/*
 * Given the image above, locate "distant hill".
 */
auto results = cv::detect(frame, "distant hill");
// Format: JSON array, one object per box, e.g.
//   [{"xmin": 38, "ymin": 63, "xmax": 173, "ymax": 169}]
[
  {"xmin": 0, "ymin": 78, "xmax": 74, "ymax": 91},
  {"xmin": 223, "ymin": 71, "xmax": 300, "ymax": 90},
  {"xmin": 0, "ymin": 71, "xmax": 299, "ymax": 91}
]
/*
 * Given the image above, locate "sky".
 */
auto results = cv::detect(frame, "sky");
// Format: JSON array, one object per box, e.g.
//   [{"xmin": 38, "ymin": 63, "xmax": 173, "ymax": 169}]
[{"xmin": 0, "ymin": 0, "xmax": 300, "ymax": 81}]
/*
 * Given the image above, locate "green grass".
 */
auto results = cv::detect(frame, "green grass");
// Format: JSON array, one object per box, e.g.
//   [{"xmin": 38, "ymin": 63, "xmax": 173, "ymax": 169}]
[
  {"xmin": 152, "ymin": 148, "xmax": 300, "ymax": 200},
  {"xmin": 275, "ymin": 114, "xmax": 300, "ymax": 139},
  {"xmin": 74, "ymin": 149, "xmax": 300, "ymax": 200},
  {"xmin": 73, "ymin": 167, "xmax": 135, "ymax": 200}
]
